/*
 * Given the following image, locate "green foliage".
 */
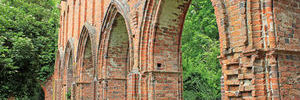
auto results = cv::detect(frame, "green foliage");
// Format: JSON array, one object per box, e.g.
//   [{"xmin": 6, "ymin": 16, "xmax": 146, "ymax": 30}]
[
  {"xmin": 0, "ymin": 0, "xmax": 59, "ymax": 98},
  {"xmin": 182, "ymin": 0, "xmax": 221, "ymax": 99},
  {"xmin": 67, "ymin": 88, "xmax": 71, "ymax": 100}
]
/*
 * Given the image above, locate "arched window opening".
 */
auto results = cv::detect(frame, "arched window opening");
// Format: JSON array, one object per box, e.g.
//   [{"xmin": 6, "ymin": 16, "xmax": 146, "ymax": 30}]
[
  {"xmin": 83, "ymin": 36, "xmax": 93, "ymax": 81},
  {"xmin": 66, "ymin": 52, "xmax": 73, "ymax": 100},
  {"xmin": 105, "ymin": 13, "xmax": 129, "ymax": 99},
  {"xmin": 80, "ymin": 36, "xmax": 94, "ymax": 100}
]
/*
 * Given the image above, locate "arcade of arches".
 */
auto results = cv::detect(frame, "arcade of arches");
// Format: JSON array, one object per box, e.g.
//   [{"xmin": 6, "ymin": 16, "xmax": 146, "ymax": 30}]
[{"xmin": 43, "ymin": 0, "xmax": 300, "ymax": 99}]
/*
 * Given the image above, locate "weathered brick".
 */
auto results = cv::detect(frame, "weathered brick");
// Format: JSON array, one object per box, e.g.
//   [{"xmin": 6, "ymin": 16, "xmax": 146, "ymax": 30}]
[{"xmin": 43, "ymin": 0, "xmax": 300, "ymax": 100}]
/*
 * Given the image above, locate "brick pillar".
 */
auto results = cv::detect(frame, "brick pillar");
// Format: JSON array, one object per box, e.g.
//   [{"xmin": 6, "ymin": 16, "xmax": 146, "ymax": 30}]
[
  {"xmin": 127, "ymin": 70, "xmax": 139, "ymax": 100},
  {"xmin": 212, "ymin": 0, "xmax": 300, "ymax": 99}
]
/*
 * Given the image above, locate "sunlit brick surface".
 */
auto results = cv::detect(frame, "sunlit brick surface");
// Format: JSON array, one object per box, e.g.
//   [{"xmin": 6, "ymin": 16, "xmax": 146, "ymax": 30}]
[{"xmin": 43, "ymin": 0, "xmax": 300, "ymax": 100}]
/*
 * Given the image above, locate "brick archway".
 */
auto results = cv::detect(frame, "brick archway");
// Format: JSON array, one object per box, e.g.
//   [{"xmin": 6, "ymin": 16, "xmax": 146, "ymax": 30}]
[
  {"xmin": 76, "ymin": 23, "xmax": 97, "ymax": 100},
  {"xmin": 46, "ymin": 0, "xmax": 300, "ymax": 99},
  {"xmin": 97, "ymin": 2, "xmax": 135, "ymax": 99},
  {"xmin": 42, "ymin": 49, "xmax": 64, "ymax": 100},
  {"xmin": 138, "ymin": 0, "xmax": 191, "ymax": 99},
  {"xmin": 62, "ymin": 38, "xmax": 75, "ymax": 100}
]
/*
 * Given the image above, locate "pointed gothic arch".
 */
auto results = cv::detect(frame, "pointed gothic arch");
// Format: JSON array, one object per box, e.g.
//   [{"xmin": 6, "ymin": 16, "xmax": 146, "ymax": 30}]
[
  {"xmin": 61, "ymin": 38, "xmax": 75, "ymax": 100},
  {"xmin": 97, "ymin": 2, "xmax": 134, "ymax": 99},
  {"xmin": 55, "ymin": 47, "xmax": 64, "ymax": 82},
  {"xmin": 138, "ymin": 0, "xmax": 192, "ymax": 99},
  {"xmin": 76, "ymin": 22, "xmax": 97, "ymax": 100}
]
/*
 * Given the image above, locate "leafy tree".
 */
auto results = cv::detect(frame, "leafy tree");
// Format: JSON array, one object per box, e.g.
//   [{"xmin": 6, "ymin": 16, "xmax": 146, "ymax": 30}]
[
  {"xmin": 0, "ymin": 0, "xmax": 59, "ymax": 98},
  {"xmin": 0, "ymin": 0, "xmax": 221, "ymax": 99},
  {"xmin": 182, "ymin": 0, "xmax": 221, "ymax": 99}
]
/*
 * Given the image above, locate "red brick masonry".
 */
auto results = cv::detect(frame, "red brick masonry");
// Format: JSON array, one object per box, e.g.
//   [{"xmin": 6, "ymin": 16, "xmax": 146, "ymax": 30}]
[{"xmin": 43, "ymin": 0, "xmax": 300, "ymax": 100}]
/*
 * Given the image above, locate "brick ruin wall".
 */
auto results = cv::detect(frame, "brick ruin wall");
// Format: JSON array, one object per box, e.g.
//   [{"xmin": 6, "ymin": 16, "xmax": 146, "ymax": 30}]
[{"xmin": 43, "ymin": 0, "xmax": 300, "ymax": 100}]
